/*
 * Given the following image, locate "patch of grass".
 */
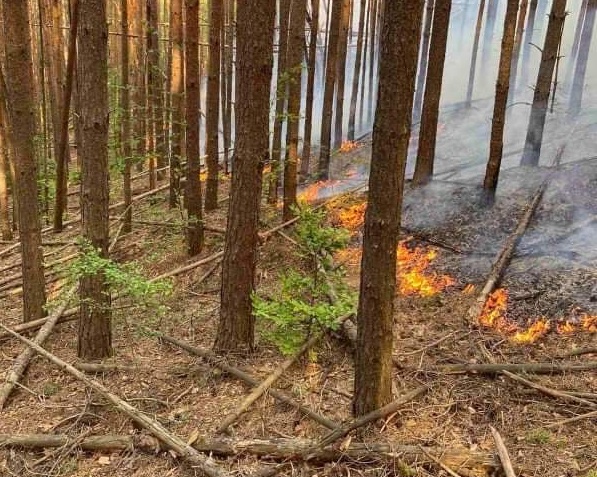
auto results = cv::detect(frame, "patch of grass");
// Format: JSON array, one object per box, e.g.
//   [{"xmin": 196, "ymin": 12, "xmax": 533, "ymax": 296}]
[
  {"xmin": 525, "ymin": 428, "xmax": 552, "ymax": 445},
  {"xmin": 42, "ymin": 382, "xmax": 60, "ymax": 397}
]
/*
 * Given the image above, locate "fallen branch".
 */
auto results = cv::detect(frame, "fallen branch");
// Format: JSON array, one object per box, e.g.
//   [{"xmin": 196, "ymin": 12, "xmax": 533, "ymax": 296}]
[
  {"xmin": 217, "ymin": 314, "xmax": 353, "ymax": 434},
  {"xmin": 502, "ymin": 371, "xmax": 597, "ymax": 410},
  {"xmin": 418, "ymin": 445, "xmax": 463, "ymax": 477},
  {"xmin": 159, "ymin": 334, "xmax": 340, "ymax": 431},
  {"xmin": 0, "ymin": 324, "xmax": 228, "ymax": 477},
  {"xmin": 312, "ymin": 386, "xmax": 428, "ymax": 450},
  {"xmin": 558, "ymin": 347, "xmax": 597, "ymax": 358},
  {"xmin": 0, "ymin": 285, "xmax": 78, "ymax": 409},
  {"xmin": 543, "ymin": 409, "xmax": 597, "ymax": 429},
  {"xmin": 434, "ymin": 361, "xmax": 597, "ymax": 375},
  {"xmin": 0, "ymin": 433, "xmax": 498, "ymax": 474},
  {"xmin": 489, "ymin": 426, "xmax": 517, "ymax": 477},
  {"xmin": 73, "ymin": 362, "xmax": 142, "ymax": 374}
]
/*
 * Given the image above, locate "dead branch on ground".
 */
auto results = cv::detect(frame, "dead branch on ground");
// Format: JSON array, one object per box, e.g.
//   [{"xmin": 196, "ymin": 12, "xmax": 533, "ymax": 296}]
[{"xmin": 489, "ymin": 426, "xmax": 517, "ymax": 477}]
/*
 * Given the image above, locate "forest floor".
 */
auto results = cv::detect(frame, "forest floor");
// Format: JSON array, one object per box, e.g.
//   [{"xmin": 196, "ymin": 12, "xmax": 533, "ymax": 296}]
[{"xmin": 1, "ymin": 127, "xmax": 597, "ymax": 477}]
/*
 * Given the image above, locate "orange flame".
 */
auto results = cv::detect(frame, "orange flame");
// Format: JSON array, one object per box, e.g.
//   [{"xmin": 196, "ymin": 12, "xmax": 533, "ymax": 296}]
[
  {"xmin": 479, "ymin": 289, "xmax": 517, "ymax": 333},
  {"xmin": 556, "ymin": 321, "xmax": 576, "ymax": 335},
  {"xmin": 337, "ymin": 203, "xmax": 367, "ymax": 233},
  {"xmin": 512, "ymin": 319, "xmax": 550, "ymax": 344},
  {"xmin": 582, "ymin": 314, "xmax": 597, "ymax": 333},
  {"xmin": 339, "ymin": 141, "xmax": 359, "ymax": 153},
  {"xmin": 334, "ymin": 247, "xmax": 362, "ymax": 266},
  {"xmin": 396, "ymin": 241, "xmax": 455, "ymax": 297},
  {"xmin": 298, "ymin": 180, "xmax": 340, "ymax": 203}
]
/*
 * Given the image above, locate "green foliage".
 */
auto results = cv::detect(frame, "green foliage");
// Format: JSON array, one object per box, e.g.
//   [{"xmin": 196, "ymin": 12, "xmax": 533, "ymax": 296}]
[
  {"xmin": 253, "ymin": 206, "xmax": 355, "ymax": 355},
  {"xmin": 68, "ymin": 239, "xmax": 172, "ymax": 317},
  {"xmin": 525, "ymin": 429, "xmax": 552, "ymax": 445},
  {"xmin": 585, "ymin": 470, "xmax": 597, "ymax": 477}
]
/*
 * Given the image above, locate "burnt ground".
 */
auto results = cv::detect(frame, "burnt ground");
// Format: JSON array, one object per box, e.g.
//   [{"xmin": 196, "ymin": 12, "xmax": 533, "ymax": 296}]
[{"xmin": 1, "ymin": 140, "xmax": 597, "ymax": 477}]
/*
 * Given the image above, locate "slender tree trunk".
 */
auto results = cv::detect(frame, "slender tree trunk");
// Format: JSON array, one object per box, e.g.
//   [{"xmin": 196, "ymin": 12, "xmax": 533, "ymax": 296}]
[
  {"xmin": 519, "ymin": 0, "xmax": 538, "ymax": 90},
  {"xmin": 269, "ymin": 0, "xmax": 291, "ymax": 203},
  {"xmin": 215, "ymin": 0, "xmax": 275, "ymax": 353},
  {"xmin": 0, "ymin": 110, "xmax": 12, "ymax": 241},
  {"xmin": 365, "ymin": 0, "xmax": 379, "ymax": 123},
  {"xmin": 412, "ymin": 0, "xmax": 451, "ymax": 186},
  {"xmin": 301, "ymin": 0, "xmax": 320, "ymax": 179},
  {"xmin": 121, "ymin": 0, "xmax": 132, "ymax": 233},
  {"xmin": 333, "ymin": 0, "xmax": 350, "ymax": 148},
  {"xmin": 465, "ymin": 0, "xmax": 486, "ymax": 107},
  {"xmin": 146, "ymin": 0, "xmax": 162, "ymax": 188},
  {"xmin": 569, "ymin": 0, "xmax": 596, "ymax": 115},
  {"xmin": 347, "ymin": 0, "xmax": 366, "ymax": 141},
  {"xmin": 357, "ymin": 0, "xmax": 369, "ymax": 130},
  {"xmin": 283, "ymin": 0, "xmax": 306, "ymax": 220},
  {"xmin": 564, "ymin": 0, "xmax": 588, "ymax": 91},
  {"xmin": 508, "ymin": 0, "xmax": 529, "ymax": 101},
  {"xmin": 77, "ymin": 0, "xmax": 111, "ymax": 359},
  {"xmin": 2, "ymin": 0, "xmax": 47, "ymax": 323},
  {"xmin": 221, "ymin": 0, "xmax": 234, "ymax": 175},
  {"xmin": 130, "ymin": 0, "xmax": 146, "ymax": 175},
  {"xmin": 353, "ymin": 0, "xmax": 424, "ymax": 417},
  {"xmin": 481, "ymin": 0, "xmax": 499, "ymax": 67},
  {"xmin": 414, "ymin": 0, "xmax": 435, "ymax": 122},
  {"xmin": 318, "ymin": 0, "xmax": 342, "ymax": 180},
  {"xmin": 169, "ymin": 0, "xmax": 184, "ymax": 208},
  {"xmin": 482, "ymin": 0, "xmax": 519, "ymax": 206},
  {"xmin": 185, "ymin": 0, "xmax": 205, "ymax": 256},
  {"xmin": 520, "ymin": 0, "xmax": 567, "ymax": 166},
  {"xmin": 205, "ymin": 0, "xmax": 223, "ymax": 210}
]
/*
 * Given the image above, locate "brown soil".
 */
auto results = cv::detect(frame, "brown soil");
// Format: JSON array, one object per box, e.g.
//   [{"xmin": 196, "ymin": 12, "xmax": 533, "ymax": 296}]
[{"xmin": 1, "ymin": 157, "xmax": 596, "ymax": 477}]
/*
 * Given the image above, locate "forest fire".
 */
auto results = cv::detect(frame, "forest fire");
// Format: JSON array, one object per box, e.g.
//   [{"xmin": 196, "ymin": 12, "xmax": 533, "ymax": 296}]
[
  {"xmin": 479, "ymin": 289, "xmax": 597, "ymax": 344},
  {"xmin": 397, "ymin": 242, "xmax": 455, "ymax": 296},
  {"xmin": 339, "ymin": 141, "xmax": 359, "ymax": 153},
  {"xmin": 297, "ymin": 180, "xmax": 341, "ymax": 202},
  {"xmin": 336, "ymin": 202, "xmax": 367, "ymax": 232}
]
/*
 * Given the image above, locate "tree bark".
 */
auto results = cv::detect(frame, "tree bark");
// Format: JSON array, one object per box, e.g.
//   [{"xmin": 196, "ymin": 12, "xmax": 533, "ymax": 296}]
[
  {"xmin": 121, "ymin": 0, "xmax": 132, "ymax": 233},
  {"xmin": 332, "ymin": 0, "xmax": 350, "ymax": 149},
  {"xmin": 185, "ymin": 0, "xmax": 205, "ymax": 256},
  {"xmin": 353, "ymin": 0, "xmax": 424, "ymax": 416},
  {"xmin": 347, "ymin": 0, "xmax": 367, "ymax": 141},
  {"xmin": 365, "ymin": 0, "xmax": 379, "ymax": 124},
  {"xmin": 77, "ymin": 0, "xmax": 112, "ymax": 359},
  {"xmin": 283, "ymin": 0, "xmax": 306, "ymax": 220},
  {"xmin": 215, "ymin": 0, "xmax": 275, "ymax": 353},
  {"xmin": 568, "ymin": 0, "xmax": 596, "ymax": 115},
  {"xmin": 482, "ymin": 0, "xmax": 519, "ymax": 206},
  {"xmin": 564, "ymin": 0, "xmax": 588, "ymax": 91},
  {"xmin": 129, "ymin": 0, "xmax": 146, "ymax": 174},
  {"xmin": 414, "ymin": 0, "xmax": 435, "ymax": 121},
  {"xmin": 318, "ymin": 0, "xmax": 342, "ymax": 180},
  {"xmin": 0, "ymin": 104, "xmax": 12, "ymax": 241},
  {"xmin": 205, "ymin": 0, "xmax": 223, "ymax": 210},
  {"xmin": 520, "ymin": 0, "xmax": 567, "ymax": 167},
  {"xmin": 300, "ymin": 0, "xmax": 320, "ymax": 179},
  {"xmin": 465, "ymin": 0, "xmax": 485, "ymax": 107},
  {"xmin": 2, "ymin": 0, "xmax": 47, "ymax": 322},
  {"xmin": 412, "ymin": 0, "xmax": 452, "ymax": 186},
  {"xmin": 508, "ymin": 0, "xmax": 529, "ymax": 101},
  {"xmin": 169, "ymin": 0, "xmax": 184, "ymax": 209},
  {"xmin": 519, "ymin": 0, "xmax": 539, "ymax": 90},
  {"xmin": 269, "ymin": 0, "xmax": 291, "ymax": 203}
]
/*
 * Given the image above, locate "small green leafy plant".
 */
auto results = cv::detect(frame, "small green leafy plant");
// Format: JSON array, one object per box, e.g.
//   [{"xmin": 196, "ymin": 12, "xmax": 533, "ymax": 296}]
[
  {"xmin": 253, "ymin": 205, "xmax": 355, "ymax": 355},
  {"xmin": 67, "ymin": 239, "xmax": 172, "ymax": 319}
]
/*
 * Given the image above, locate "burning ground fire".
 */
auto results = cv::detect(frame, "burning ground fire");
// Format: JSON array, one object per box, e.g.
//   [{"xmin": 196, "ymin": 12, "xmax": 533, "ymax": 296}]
[{"xmin": 479, "ymin": 288, "xmax": 597, "ymax": 344}]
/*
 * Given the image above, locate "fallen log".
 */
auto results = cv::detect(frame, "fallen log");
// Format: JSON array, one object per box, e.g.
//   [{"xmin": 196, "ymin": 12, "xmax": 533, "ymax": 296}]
[
  {"xmin": 0, "ymin": 433, "xmax": 499, "ymax": 474},
  {"xmin": 434, "ymin": 361, "xmax": 597, "ymax": 375},
  {"xmin": 0, "ymin": 324, "xmax": 228, "ymax": 477},
  {"xmin": 0, "ymin": 285, "xmax": 78, "ymax": 409},
  {"xmin": 217, "ymin": 314, "xmax": 354, "ymax": 434},
  {"xmin": 160, "ymin": 334, "xmax": 340, "ymax": 431}
]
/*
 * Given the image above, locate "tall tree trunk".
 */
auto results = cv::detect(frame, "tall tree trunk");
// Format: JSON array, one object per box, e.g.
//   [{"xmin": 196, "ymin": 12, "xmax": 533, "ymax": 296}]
[
  {"xmin": 365, "ymin": 0, "xmax": 379, "ymax": 123},
  {"xmin": 2, "ymin": 0, "xmax": 47, "ymax": 323},
  {"xmin": 413, "ymin": 0, "xmax": 435, "ymax": 122},
  {"xmin": 412, "ymin": 0, "xmax": 451, "ymax": 186},
  {"xmin": 185, "ymin": 0, "xmax": 205, "ymax": 256},
  {"xmin": 215, "ymin": 0, "xmax": 275, "ymax": 353},
  {"xmin": 169, "ymin": 0, "xmax": 184, "ymax": 208},
  {"xmin": 0, "ymin": 106, "xmax": 12, "ymax": 241},
  {"xmin": 508, "ymin": 0, "xmax": 529, "ymax": 101},
  {"xmin": 482, "ymin": 0, "xmax": 519, "ymax": 206},
  {"xmin": 77, "ymin": 0, "xmax": 111, "ymax": 359},
  {"xmin": 519, "ymin": 0, "xmax": 538, "ymax": 90},
  {"xmin": 269, "ymin": 0, "xmax": 291, "ymax": 203},
  {"xmin": 568, "ymin": 0, "xmax": 596, "ymax": 115},
  {"xmin": 130, "ymin": 0, "xmax": 146, "ymax": 175},
  {"xmin": 146, "ymin": 0, "xmax": 162, "ymax": 188},
  {"xmin": 221, "ymin": 0, "xmax": 234, "ymax": 175},
  {"xmin": 347, "ymin": 0, "xmax": 367, "ymax": 141},
  {"xmin": 357, "ymin": 0, "xmax": 369, "ymax": 130},
  {"xmin": 481, "ymin": 0, "xmax": 498, "ymax": 67},
  {"xmin": 353, "ymin": 0, "xmax": 424, "ymax": 417},
  {"xmin": 564, "ymin": 0, "xmax": 588, "ymax": 92},
  {"xmin": 465, "ymin": 0, "xmax": 486, "ymax": 107},
  {"xmin": 520, "ymin": 0, "xmax": 567, "ymax": 167},
  {"xmin": 318, "ymin": 0, "xmax": 342, "ymax": 180},
  {"xmin": 333, "ymin": 0, "xmax": 350, "ymax": 148},
  {"xmin": 300, "ymin": 0, "xmax": 320, "ymax": 179},
  {"xmin": 283, "ymin": 0, "xmax": 306, "ymax": 220},
  {"xmin": 121, "ymin": 0, "xmax": 132, "ymax": 233},
  {"xmin": 205, "ymin": 0, "xmax": 222, "ymax": 210}
]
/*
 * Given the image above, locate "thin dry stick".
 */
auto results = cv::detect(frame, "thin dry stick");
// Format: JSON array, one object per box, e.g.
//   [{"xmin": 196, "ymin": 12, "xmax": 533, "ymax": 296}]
[
  {"xmin": 417, "ymin": 445, "xmax": 463, "ymax": 477},
  {"xmin": 502, "ymin": 371, "xmax": 597, "ymax": 410},
  {"xmin": 310, "ymin": 386, "xmax": 428, "ymax": 450},
  {"xmin": 489, "ymin": 426, "xmax": 517, "ymax": 477},
  {"xmin": 435, "ymin": 361, "xmax": 597, "ymax": 374},
  {"xmin": 159, "ymin": 333, "xmax": 340, "ymax": 430},
  {"xmin": 544, "ymin": 409, "xmax": 597, "ymax": 429},
  {"xmin": 0, "ymin": 324, "xmax": 228, "ymax": 477},
  {"xmin": 216, "ymin": 314, "xmax": 353, "ymax": 434}
]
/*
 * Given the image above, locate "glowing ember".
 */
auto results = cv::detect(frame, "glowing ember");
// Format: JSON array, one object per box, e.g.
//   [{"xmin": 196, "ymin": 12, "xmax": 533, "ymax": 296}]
[
  {"xmin": 396, "ymin": 241, "xmax": 455, "ymax": 297},
  {"xmin": 462, "ymin": 284, "xmax": 476, "ymax": 294},
  {"xmin": 512, "ymin": 319, "xmax": 550, "ymax": 344},
  {"xmin": 339, "ymin": 141, "xmax": 359, "ymax": 153}
]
